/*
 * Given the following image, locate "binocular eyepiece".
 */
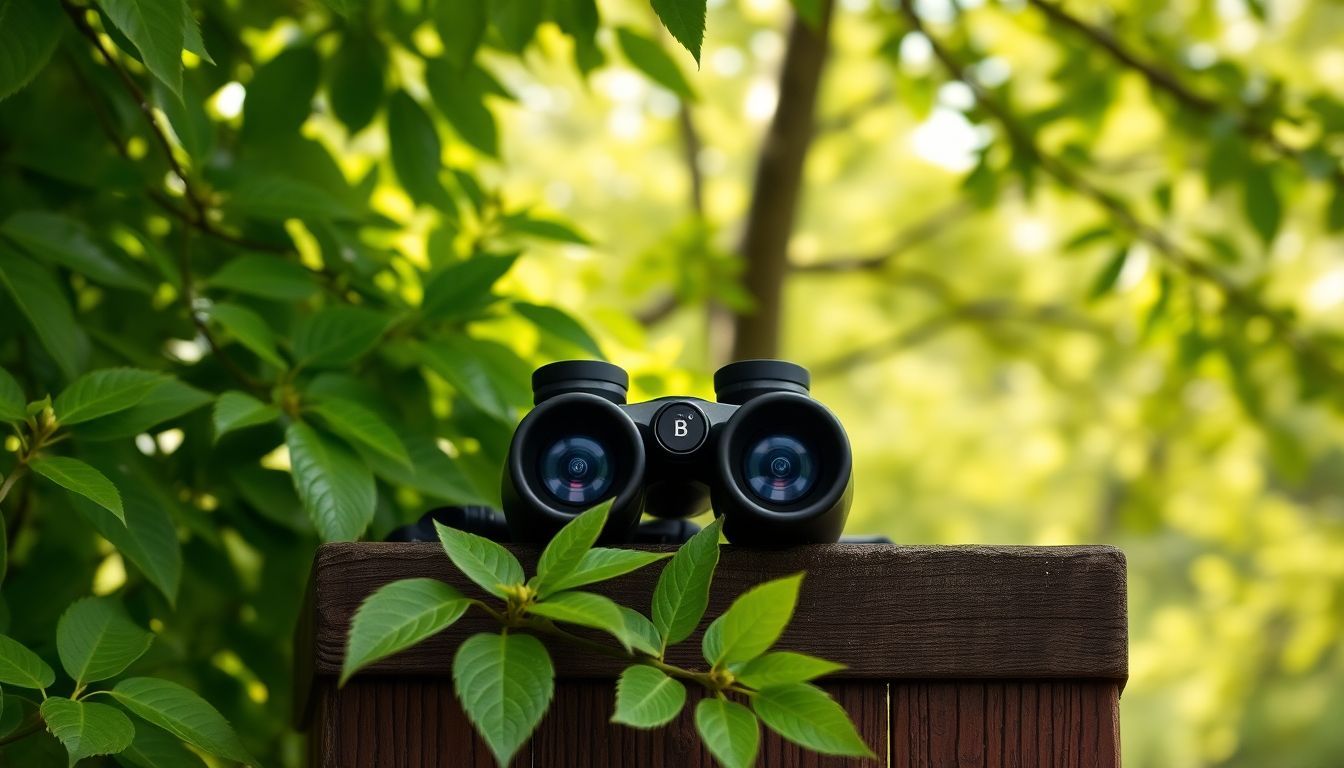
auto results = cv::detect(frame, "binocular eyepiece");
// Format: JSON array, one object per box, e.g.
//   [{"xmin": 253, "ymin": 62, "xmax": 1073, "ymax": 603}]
[{"xmin": 501, "ymin": 360, "xmax": 853, "ymax": 546}]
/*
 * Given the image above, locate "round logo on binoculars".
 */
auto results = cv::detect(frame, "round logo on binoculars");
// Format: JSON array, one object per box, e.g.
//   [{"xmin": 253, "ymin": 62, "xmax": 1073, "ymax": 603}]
[{"xmin": 654, "ymin": 401, "xmax": 708, "ymax": 454}]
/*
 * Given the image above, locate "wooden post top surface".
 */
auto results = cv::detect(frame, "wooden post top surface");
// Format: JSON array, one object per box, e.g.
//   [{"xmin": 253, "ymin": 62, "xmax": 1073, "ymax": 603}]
[{"xmin": 298, "ymin": 543, "xmax": 1127, "ymax": 705}]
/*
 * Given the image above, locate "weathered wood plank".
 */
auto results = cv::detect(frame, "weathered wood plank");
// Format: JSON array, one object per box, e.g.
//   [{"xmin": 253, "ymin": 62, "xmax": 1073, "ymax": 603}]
[{"xmin": 306, "ymin": 543, "xmax": 1127, "ymax": 682}]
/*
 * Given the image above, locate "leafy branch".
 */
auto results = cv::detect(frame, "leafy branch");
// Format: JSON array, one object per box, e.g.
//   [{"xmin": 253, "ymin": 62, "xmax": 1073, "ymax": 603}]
[
  {"xmin": 1024, "ymin": 0, "xmax": 1344, "ymax": 189},
  {"xmin": 899, "ymin": 0, "xmax": 1344, "ymax": 389},
  {"xmin": 341, "ymin": 500, "xmax": 874, "ymax": 767}
]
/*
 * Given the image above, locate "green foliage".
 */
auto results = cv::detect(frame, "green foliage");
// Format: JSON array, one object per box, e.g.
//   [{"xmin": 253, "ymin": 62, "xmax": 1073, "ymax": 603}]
[
  {"xmin": 0, "ymin": 633, "xmax": 55, "ymax": 690},
  {"xmin": 56, "ymin": 597, "xmax": 154, "ymax": 686},
  {"xmin": 40, "ymin": 697, "xmax": 135, "ymax": 767},
  {"xmin": 343, "ymin": 503, "xmax": 866, "ymax": 767},
  {"xmin": 612, "ymin": 665, "xmax": 686, "ymax": 728},
  {"xmin": 110, "ymin": 678, "xmax": 252, "ymax": 764},
  {"xmin": 30, "ymin": 456, "xmax": 125, "ymax": 522},
  {"xmin": 340, "ymin": 578, "xmax": 470, "ymax": 685},
  {"xmin": 702, "ymin": 573, "xmax": 804, "ymax": 667}
]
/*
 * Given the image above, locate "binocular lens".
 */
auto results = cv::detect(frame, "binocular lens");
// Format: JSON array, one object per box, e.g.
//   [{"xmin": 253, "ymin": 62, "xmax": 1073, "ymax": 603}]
[
  {"xmin": 539, "ymin": 435, "xmax": 613, "ymax": 505},
  {"xmin": 743, "ymin": 435, "xmax": 816, "ymax": 503}
]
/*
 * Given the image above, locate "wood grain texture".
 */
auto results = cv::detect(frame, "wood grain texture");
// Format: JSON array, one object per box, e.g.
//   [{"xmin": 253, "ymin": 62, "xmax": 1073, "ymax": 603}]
[
  {"xmin": 889, "ymin": 681, "xmax": 1121, "ymax": 768},
  {"xmin": 312, "ymin": 678, "xmax": 887, "ymax": 767},
  {"xmin": 304, "ymin": 543, "xmax": 1127, "ymax": 684}
]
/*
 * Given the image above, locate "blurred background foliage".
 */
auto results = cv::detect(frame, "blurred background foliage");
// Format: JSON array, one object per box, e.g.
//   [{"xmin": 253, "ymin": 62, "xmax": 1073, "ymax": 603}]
[{"xmin": 1, "ymin": 0, "xmax": 1343, "ymax": 765}]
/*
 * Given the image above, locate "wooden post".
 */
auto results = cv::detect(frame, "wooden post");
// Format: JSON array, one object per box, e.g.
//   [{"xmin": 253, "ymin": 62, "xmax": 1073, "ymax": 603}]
[{"xmin": 295, "ymin": 544, "xmax": 1127, "ymax": 766}]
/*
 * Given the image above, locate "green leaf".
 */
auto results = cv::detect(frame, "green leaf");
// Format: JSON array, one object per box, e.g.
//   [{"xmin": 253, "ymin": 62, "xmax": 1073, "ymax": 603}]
[
  {"xmin": 72, "ymin": 486, "xmax": 182, "ymax": 606},
  {"xmin": 616, "ymin": 27, "xmax": 696, "ymax": 101},
  {"xmin": 751, "ymin": 683, "xmax": 875, "ymax": 757},
  {"xmin": 1087, "ymin": 247, "xmax": 1128, "ymax": 302},
  {"xmin": 242, "ymin": 45, "xmax": 320, "ymax": 138},
  {"xmin": 0, "ymin": 247, "xmax": 90, "ymax": 379},
  {"xmin": 503, "ymin": 213, "xmax": 594, "ymax": 245},
  {"xmin": 114, "ymin": 721, "xmax": 207, "ymax": 768},
  {"xmin": 328, "ymin": 33, "xmax": 386, "ymax": 134},
  {"xmin": 650, "ymin": 0, "xmax": 707, "ymax": 63},
  {"xmin": 695, "ymin": 698, "xmax": 758, "ymax": 768},
  {"xmin": 41, "ymin": 697, "xmax": 135, "ymax": 767},
  {"xmin": 420, "ymin": 253, "xmax": 518, "ymax": 322},
  {"xmin": 435, "ymin": 0, "xmax": 485, "ymax": 69},
  {"xmin": 54, "ymin": 368, "xmax": 165, "ymax": 426},
  {"xmin": 358, "ymin": 431, "xmax": 492, "ymax": 507},
  {"xmin": 433, "ymin": 520, "xmax": 524, "ymax": 598},
  {"xmin": 414, "ymin": 339, "xmax": 512, "ymax": 421},
  {"xmin": 652, "ymin": 517, "xmax": 722, "ymax": 651},
  {"xmin": 341, "ymin": 578, "xmax": 470, "ymax": 685},
  {"xmin": 612, "ymin": 665, "xmax": 686, "ymax": 728},
  {"xmin": 452, "ymin": 632, "xmax": 554, "ymax": 765},
  {"xmin": 73, "ymin": 379, "xmax": 212, "ymax": 440},
  {"xmin": 307, "ymin": 396, "xmax": 411, "ymax": 467},
  {"xmin": 532, "ymin": 500, "xmax": 612, "ymax": 597},
  {"xmin": 292, "ymin": 305, "xmax": 390, "ymax": 369},
  {"xmin": 206, "ymin": 255, "xmax": 318, "ymax": 301},
  {"xmin": 98, "ymin": 0, "xmax": 188, "ymax": 96},
  {"xmin": 206, "ymin": 302, "xmax": 287, "ymax": 369},
  {"xmin": 387, "ymin": 90, "xmax": 454, "ymax": 211},
  {"xmin": 286, "ymin": 423, "xmax": 375, "ymax": 541},
  {"xmin": 618, "ymin": 606, "xmax": 662, "ymax": 657},
  {"xmin": 31, "ymin": 456, "xmax": 125, "ymax": 522},
  {"xmin": 155, "ymin": 77, "xmax": 213, "ymax": 161},
  {"xmin": 529, "ymin": 590, "xmax": 633, "ymax": 650},
  {"xmin": 110, "ymin": 677, "xmax": 252, "ymax": 764},
  {"xmin": 212, "ymin": 391, "xmax": 279, "ymax": 442},
  {"xmin": 514, "ymin": 302, "xmax": 603, "ymax": 357},
  {"xmin": 734, "ymin": 651, "xmax": 845, "ymax": 689},
  {"xmin": 57, "ymin": 597, "xmax": 154, "ymax": 686},
  {"xmin": 702, "ymin": 573, "xmax": 804, "ymax": 667},
  {"xmin": 1328, "ymin": 186, "xmax": 1344, "ymax": 232},
  {"xmin": 0, "ymin": 365, "xmax": 25, "ymax": 423},
  {"xmin": 225, "ymin": 173, "xmax": 362, "ymax": 222},
  {"xmin": 1, "ymin": 212, "xmax": 152, "ymax": 292},
  {"xmin": 0, "ymin": 0, "xmax": 62, "ymax": 101},
  {"xmin": 1244, "ymin": 163, "xmax": 1282, "ymax": 246},
  {"xmin": 0, "ymin": 633, "xmax": 55, "ymax": 689},
  {"xmin": 489, "ymin": 0, "xmax": 543, "ymax": 52},
  {"xmin": 180, "ymin": 3, "xmax": 211, "ymax": 65},
  {"xmin": 546, "ymin": 548, "xmax": 671, "ymax": 595},
  {"xmin": 425, "ymin": 59, "xmax": 499, "ymax": 156}
]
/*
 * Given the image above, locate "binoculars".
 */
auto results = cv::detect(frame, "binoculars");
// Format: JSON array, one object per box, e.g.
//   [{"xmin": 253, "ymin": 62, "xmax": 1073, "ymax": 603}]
[{"xmin": 501, "ymin": 360, "xmax": 853, "ymax": 546}]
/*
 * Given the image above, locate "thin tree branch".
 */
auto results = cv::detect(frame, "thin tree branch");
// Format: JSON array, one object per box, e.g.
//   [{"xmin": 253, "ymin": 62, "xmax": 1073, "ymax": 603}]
[
  {"xmin": 177, "ymin": 227, "xmax": 265, "ymax": 392},
  {"xmin": 900, "ymin": 0, "xmax": 1344, "ymax": 385},
  {"xmin": 1025, "ymin": 0, "xmax": 1344, "ymax": 187},
  {"xmin": 817, "ymin": 85, "xmax": 894, "ymax": 135},
  {"xmin": 790, "ymin": 201, "xmax": 972, "ymax": 272},
  {"xmin": 732, "ymin": 1, "xmax": 836, "ymax": 360}
]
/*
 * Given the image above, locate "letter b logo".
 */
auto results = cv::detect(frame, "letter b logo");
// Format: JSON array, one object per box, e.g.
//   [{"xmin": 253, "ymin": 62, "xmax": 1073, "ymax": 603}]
[{"xmin": 674, "ymin": 419, "xmax": 688, "ymax": 438}]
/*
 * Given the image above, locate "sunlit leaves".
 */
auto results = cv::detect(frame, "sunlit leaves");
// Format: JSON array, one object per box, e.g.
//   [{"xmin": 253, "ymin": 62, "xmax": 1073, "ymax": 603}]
[
  {"xmin": 702, "ymin": 573, "xmax": 804, "ymax": 667},
  {"xmin": 243, "ymin": 46, "xmax": 320, "ymax": 139},
  {"xmin": 528, "ymin": 591, "xmax": 634, "ymax": 650},
  {"xmin": 734, "ymin": 651, "xmax": 844, "ymax": 689},
  {"xmin": 751, "ymin": 683, "xmax": 874, "ymax": 757},
  {"xmin": 212, "ymin": 391, "xmax": 279, "ymax": 441},
  {"xmin": 1, "ymin": 211, "xmax": 151, "ymax": 292},
  {"xmin": 41, "ymin": 697, "xmax": 135, "ymax": 766},
  {"xmin": 0, "ymin": 248, "xmax": 90, "ymax": 379},
  {"xmin": 0, "ymin": 0, "xmax": 62, "ymax": 101},
  {"xmin": 424, "ymin": 59, "xmax": 499, "ymax": 157},
  {"xmin": 650, "ymin": 0, "xmax": 708, "ymax": 64},
  {"xmin": 545, "ymin": 548, "xmax": 670, "ymax": 595},
  {"xmin": 329, "ymin": 33, "xmax": 386, "ymax": 135},
  {"xmin": 73, "ymin": 379, "xmax": 212, "ymax": 441},
  {"xmin": 532, "ymin": 500, "xmax": 612, "ymax": 597},
  {"xmin": 341, "ymin": 578, "xmax": 470, "ymax": 685},
  {"xmin": 420, "ymin": 253, "xmax": 518, "ymax": 322},
  {"xmin": 489, "ymin": 0, "xmax": 543, "ymax": 53},
  {"xmin": 98, "ymin": 0, "xmax": 187, "ymax": 96},
  {"xmin": 513, "ymin": 302, "xmax": 604, "ymax": 358},
  {"xmin": 72, "ymin": 486, "xmax": 182, "ymax": 606},
  {"xmin": 452, "ymin": 632, "xmax": 554, "ymax": 766},
  {"xmin": 56, "ymin": 597, "xmax": 154, "ymax": 686},
  {"xmin": 31, "ymin": 456, "xmax": 125, "ymax": 522},
  {"xmin": 652, "ymin": 517, "xmax": 721, "ymax": 651},
  {"xmin": 1244, "ymin": 163, "xmax": 1282, "ymax": 246},
  {"xmin": 434, "ymin": 521, "xmax": 525, "ymax": 598},
  {"xmin": 206, "ymin": 303, "xmax": 287, "ymax": 369},
  {"xmin": 695, "ymin": 698, "xmax": 758, "ymax": 768},
  {"xmin": 110, "ymin": 677, "xmax": 252, "ymax": 764},
  {"xmin": 435, "ymin": 0, "xmax": 485, "ymax": 69},
  {"xmin": 307, "ymin": 396, "xmax": 411, "ymax": 467},
  {"xmin": 612, "ymin": 665, "xmax": 685, "ymax": 728},
  {"xmin": 286, "ymin": 422, "xmax": 376, "ymax": 541},
  {"xmin": 206, "ymin": 255, "xmax": 318, "ymax": 301},
  {"xmin": 616, "ymin": 28, "xmax": 696, "ymax": 101}
]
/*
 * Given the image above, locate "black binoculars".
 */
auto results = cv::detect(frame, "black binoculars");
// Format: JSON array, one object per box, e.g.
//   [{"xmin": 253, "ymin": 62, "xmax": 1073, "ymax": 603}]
[{"xmin": 501, "ymin": 359, "xmax": 853, "ymax": 546}]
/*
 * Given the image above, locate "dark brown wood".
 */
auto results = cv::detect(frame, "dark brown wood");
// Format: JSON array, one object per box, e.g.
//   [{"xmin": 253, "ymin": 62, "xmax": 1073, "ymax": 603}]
[
  {"xmin": 298, "ymin": 544, "xmax": 1127, "ymax": 766},
  {"xmin": 888, "ymin": 681, "xmax": 1119, "ymax": 768},
  {"xmin": 307, "ymin": 544, "xmax": 1127, "ymax": 682}
]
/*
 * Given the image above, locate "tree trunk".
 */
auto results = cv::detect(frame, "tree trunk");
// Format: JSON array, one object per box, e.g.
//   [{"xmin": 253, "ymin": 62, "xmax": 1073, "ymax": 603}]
[{"xmin": 730, "ymin": 4, "xmax": 835, "ymax": 361}]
